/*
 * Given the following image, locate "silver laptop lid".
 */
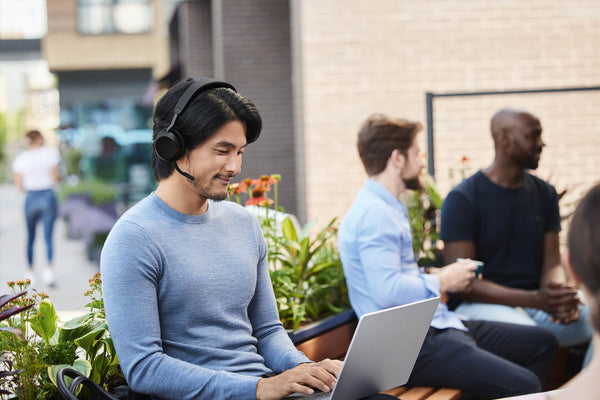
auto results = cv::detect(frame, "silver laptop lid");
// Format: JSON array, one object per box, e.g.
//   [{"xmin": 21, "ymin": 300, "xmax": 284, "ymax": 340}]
[{"xmin": 330, "ymin": 297, "xmax": 440, "ymax": 400}]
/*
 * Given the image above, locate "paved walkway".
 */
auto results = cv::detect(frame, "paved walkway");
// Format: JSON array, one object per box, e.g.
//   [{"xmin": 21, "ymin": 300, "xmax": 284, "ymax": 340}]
[{"xmin": 0, "ymin": 183, "xmax": 100, "ymax": 313}]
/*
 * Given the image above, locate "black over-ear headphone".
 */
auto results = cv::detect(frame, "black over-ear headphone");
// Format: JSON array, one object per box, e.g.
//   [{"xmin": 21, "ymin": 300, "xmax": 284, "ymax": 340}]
[{"xmin": 153, "ymin": 78, "xmax": 237, "ymax": 163}]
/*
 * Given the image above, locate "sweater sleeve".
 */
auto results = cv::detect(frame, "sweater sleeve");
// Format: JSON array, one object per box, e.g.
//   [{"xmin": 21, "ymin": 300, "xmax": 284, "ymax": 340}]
[{"xmin": 101, "ymin": 220, "xmax": 261, "ymax": 400}]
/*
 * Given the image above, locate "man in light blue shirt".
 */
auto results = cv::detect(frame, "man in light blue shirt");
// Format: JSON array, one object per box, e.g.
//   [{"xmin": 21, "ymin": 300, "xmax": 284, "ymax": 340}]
[{"xmin": 338, "ymin": 114, "xmax": 558, "ymax": 399}]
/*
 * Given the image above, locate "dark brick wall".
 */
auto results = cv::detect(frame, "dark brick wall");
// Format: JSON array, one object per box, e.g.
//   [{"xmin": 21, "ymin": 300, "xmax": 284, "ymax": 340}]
[
  {"xmin": 220, "ymin": 0, "xmax": 297, "ymax": 217},
  {"xmin": 177, "ymin": 0, "xmax": 214, "ymax": 78},
  {"xmin": 171, "ymin": 0, "xmax": 298, "ymax": 217}
]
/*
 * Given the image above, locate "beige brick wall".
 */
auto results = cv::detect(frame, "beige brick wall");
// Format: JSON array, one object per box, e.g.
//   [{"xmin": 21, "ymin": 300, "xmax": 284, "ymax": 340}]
[{"xmin": 298, "ymin": 0, "xmax": 600, "ymax": 230}]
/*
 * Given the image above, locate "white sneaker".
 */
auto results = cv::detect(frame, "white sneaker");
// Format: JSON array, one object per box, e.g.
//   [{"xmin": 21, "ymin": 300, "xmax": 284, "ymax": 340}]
[{"xmin": 43, "ymin": 267, "xmax": 56, "ymax": 287}]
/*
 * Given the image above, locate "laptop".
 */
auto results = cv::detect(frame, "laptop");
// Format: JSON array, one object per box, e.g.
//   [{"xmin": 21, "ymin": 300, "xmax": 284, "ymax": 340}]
[{"xmin": 287, "ymin": 297, "xmax": 440, "ymax": 400}]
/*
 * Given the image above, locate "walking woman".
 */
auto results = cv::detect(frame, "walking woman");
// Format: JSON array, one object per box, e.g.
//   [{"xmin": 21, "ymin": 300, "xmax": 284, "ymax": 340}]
[{"xmin": 12, "ymin": 130, "xmax": 61, "ymax": 286}]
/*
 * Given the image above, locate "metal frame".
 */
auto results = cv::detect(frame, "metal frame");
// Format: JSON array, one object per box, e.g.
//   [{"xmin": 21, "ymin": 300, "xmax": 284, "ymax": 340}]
[{"xmin": 425, "ymin": 86, "xmax": 600, "ymax": 178}]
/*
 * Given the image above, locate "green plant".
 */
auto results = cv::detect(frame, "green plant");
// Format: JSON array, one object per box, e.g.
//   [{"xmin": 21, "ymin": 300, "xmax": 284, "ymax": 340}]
[
  {"xmin": 0, "ymin": 275, "xmax": 121, "ymax": 399},
  {"xmin": 0, "ymin": 289, "xmax": 35, "ymax": 397},
  {"xmin": 0, "ymin": 281, "xmax": 67, "ymax": 399},
  {"xmin": 271, "ymin": 217, "xmax": 349, "ymax": 330},
  {"xmin": 50, "ymin": 273, "xmax": 119, "ymax": 389},
  {"xmin": 228, "ymin": 175, "xmax": 350, "ymax": 330},
  {"xmin": 401, "ymin": 173, "xmax": 444, "ymax": 266},
  {"xmin": 57, "ymin": 179, "xmax": 117, "ymax": 205},
  {"xmin": 62, "ymin": 147, "xmax": 83, "ymax": 178}
]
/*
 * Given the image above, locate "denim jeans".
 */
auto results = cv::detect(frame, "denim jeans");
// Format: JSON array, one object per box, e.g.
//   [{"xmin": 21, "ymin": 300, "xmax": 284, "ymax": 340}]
[
  {"xmin": 24, "ymin": 189, "xmax": 57, "ymax": 267},
  {"xmin": 455, "ymin": 300, "xmax": 594, "ymax": 366}
]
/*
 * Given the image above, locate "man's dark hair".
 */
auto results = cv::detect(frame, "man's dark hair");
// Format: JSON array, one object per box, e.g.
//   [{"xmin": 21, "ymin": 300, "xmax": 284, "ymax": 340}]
[
  {"xmin": 357, "ymin": 114, "xmax": 421, "ymax": 176},
  {"xmin": 151, "ymin": 78, "xmax": 262, "ymax": 181},
  {"xmin": 568, "ymin": 183, "xmax": 600, "ymax": 331}
]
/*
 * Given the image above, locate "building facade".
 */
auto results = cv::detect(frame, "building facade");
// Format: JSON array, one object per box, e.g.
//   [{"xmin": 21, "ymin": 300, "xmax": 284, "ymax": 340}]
[
  {"xmin": 168, "ymin": 0, "xmax": 599, "ymax": 229},
  {"xmin": 43, "ymin": 0, "xmax": 600, "ymax": 229}
]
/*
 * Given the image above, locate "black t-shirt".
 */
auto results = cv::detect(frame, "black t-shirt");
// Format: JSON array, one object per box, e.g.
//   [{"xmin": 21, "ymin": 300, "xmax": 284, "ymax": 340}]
[{"xmin": 440, "ymin": 170, "xmax": 561, "ymax": 310}]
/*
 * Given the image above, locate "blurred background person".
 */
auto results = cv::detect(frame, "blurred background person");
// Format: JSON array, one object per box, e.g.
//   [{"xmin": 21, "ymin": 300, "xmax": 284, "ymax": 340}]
[
  {"xmin": 11, "ymin": 129, "xmax": 61, "ymax": 286},
  {"xmin": 501, "ymin": 184, "xmax": 600, "ymax": 399}
]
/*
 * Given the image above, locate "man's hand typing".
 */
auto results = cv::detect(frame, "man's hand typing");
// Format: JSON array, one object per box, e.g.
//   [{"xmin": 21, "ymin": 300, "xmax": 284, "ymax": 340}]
[{"xmin": 256, "ymin": 359, "xmax": 343, "ymax": 400}]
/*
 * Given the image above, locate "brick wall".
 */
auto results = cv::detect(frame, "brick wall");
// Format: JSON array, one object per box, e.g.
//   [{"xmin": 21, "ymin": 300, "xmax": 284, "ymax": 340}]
[
  {"xmin": 176, "ymin": 0, "xmax": 213, "ymax": 78},
  {"xmin": 298, "ymin": 0, "xmax": 600, "ymax": 232},
  {"xmin": 220, "ymin": 0, "xmax": 298, "ymax": 216}
]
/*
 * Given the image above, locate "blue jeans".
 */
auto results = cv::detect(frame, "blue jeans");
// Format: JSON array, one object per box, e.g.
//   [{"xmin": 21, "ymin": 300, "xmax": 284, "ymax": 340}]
[
  {"xmin": 455, "ymin": 301, "xmax": 594, "ymax": 365},
  {"xmin": 24, "ymin": 189, "xmax": 57, "ymax": 267}
]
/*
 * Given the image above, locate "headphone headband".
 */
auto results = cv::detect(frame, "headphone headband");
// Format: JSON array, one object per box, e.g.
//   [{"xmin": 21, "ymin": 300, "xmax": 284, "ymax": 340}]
[{"xmin": 174, "ymin": 78, "xmax": 237, "ymax": 116}]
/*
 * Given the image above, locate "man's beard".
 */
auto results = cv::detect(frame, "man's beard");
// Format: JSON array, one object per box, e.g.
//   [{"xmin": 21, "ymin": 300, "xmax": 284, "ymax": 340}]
[
  {"xmin": 524, "ymin": 148, "xmax": 542, "ymax": 170},
  {"xmin": 191, "ymin": 176, "xmax": 230, "ymax": 201},
  {"xmin": 403, "ymin": 176, "xmax": 423, "ymax": 191}
]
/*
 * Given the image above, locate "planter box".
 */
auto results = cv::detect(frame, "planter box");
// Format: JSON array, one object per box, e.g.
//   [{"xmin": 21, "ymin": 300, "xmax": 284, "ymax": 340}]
[
  {"xmin": 288, "ymin": 309, "xmax": 357, "ymax": 345},
  {"xmin": 290, "ymin": 309, "xmax": 357, "ymax": 361}
]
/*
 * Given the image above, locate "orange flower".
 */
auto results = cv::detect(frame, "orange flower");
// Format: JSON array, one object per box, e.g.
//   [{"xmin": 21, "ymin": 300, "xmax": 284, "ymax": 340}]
[
  {"xmin": 227, "ymin": 183, "xmax": 242, "ymax": 196},
  {"xmin": 255, "ymin": 175, "xmax": 279, "ymax": 192},
  {"xmin": 257, "ymin": 198, "xmax": 274, "ymax": 207},
  {"xmin": 461, "ymin": 156, "xmax": 470, "ymax": 163},
  {"xmin": 239, "ymin": 178, "xmax": 255, "ymax": 193},
  {"xmin": 245, "ymin": 188, "xmax": 274, "ymax": 206}
]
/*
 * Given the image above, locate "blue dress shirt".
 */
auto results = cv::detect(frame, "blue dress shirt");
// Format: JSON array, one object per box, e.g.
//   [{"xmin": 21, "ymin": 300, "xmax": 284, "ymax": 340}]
[{"xmin": 338, "ymin": 179, "xmax": 466, "ymax": 331}]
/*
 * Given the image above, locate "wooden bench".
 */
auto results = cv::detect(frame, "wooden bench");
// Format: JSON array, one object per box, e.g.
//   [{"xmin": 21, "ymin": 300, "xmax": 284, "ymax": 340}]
[{"xmin": 294, "ymin": 316, "xmax": 462, "ymax": 400}]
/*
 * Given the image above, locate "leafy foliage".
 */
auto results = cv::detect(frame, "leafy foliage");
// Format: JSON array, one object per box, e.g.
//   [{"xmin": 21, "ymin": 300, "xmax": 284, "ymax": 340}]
[
  {"xmin": 57, "ymin": 179, "xmax": 117, "ymax": 205},
  {"xmin": 270, "ymin": 217, "xmax": 349, "ymax": 330},
  {"xmin": 400, "ymin": 173, "xmax": 444, "ymax": 266},
  {"xmin": 228, "ymin": 175, "xmax": 350, "ymax": 330},
  {"xmin": 0, "ymin": 274, "xmax": 121, "ymax": 399}
]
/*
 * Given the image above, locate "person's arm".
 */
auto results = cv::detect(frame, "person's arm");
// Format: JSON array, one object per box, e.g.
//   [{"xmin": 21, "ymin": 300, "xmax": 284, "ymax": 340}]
[
  {"xmin": 256, "ymin": 359, "xmax": 342, "ymax": 400},
  {"xmin": 247, "ymin": 219, "xmax": 342, "ymax": 399},
  {"xmin": 355, "ymin": 207, "xmax": 446, "ymax": 308},
  {"xmin": 13, "ymin": 172, "xmax": 23, "ymax": 191},
  {"xmin": 443, "ymin": 239, "xmax": 544, "ymax": 307},
  {"xmin": 101, "ymin": 221, "xmax": 261, "ymax": 399},
  {"xmin": 443, "ymin": 238, "xmax": 579, "ymax": 319},
  {"xmin": 249, "ymin": 221, "xmax": 310, "ymax": 372},
  {"xmin": 539, "ymin": 231, "xmax": 580, "ymax": 323},
  {"xmin": 52, "ymin": 165, "xmax": 60, "ymax": 184},
  {"xmin": 540, "ymin": 231, "xmax": 566, "ymax": 286}
]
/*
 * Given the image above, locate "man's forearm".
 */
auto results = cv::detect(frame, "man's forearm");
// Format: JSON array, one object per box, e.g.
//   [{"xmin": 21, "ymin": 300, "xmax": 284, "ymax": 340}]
[
  {"xmin": 458, "ymin": 279, "xmax": 541, "ymax": 309},
  {"xmin": 540, "ymin": 264, "xmax": 569, "ymax": 287}
]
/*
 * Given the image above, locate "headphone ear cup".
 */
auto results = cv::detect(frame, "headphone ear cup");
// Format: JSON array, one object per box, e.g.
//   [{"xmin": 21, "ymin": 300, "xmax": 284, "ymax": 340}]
[{"xmin": 154, "ymin": 129, "xmax": 185, "ymax": 161}]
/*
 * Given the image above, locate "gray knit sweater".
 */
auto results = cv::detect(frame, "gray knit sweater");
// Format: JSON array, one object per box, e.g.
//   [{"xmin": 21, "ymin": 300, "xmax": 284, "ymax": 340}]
[{"xmin": 101, "ymin": 193, "xmax": 309, "ymax": 399}]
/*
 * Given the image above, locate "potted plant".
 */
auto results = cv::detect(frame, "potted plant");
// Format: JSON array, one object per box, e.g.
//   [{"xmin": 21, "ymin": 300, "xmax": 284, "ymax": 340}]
[
  {"xmin": 57, "ymin": 179, "xmax": 120, "ymax": 262},
  {"xmin": 228, "ymin": 176, "xmax": 353, "ymax": 347},
  {"xmin": 0, "ymin": 276, "xmax": 124, "ymax": 399}
]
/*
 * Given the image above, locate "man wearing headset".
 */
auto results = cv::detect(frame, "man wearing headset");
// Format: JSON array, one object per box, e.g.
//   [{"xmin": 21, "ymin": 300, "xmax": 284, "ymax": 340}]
[{"xmin": 101, "ymin": 78, "xmax": 344, "ymax": 400}]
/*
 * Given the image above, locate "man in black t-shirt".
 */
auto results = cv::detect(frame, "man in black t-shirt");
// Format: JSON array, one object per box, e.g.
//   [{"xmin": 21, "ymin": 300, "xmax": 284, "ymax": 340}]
[{"xmin": 440, "ymin": 108, "xmax": 593, "ymax": 361}]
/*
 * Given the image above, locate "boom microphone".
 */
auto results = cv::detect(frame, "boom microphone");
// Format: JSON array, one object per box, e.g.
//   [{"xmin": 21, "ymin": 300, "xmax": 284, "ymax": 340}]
[{"xmin": 174, "ymin": 163, "xmax": 195, "ymax": 181}]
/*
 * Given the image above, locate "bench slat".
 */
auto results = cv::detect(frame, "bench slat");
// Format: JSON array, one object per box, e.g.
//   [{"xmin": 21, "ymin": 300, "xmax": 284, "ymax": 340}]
[
  {"xmin": 396, "ymin": 386, "xmax": 436, "ymax": 400},
  {"xmin": 424, "ymin": 388, "xmax": 463, "ymax": 400},
  {"xmin": 380, "ymin": 386, "xmax": 408, "ymax": 397}
]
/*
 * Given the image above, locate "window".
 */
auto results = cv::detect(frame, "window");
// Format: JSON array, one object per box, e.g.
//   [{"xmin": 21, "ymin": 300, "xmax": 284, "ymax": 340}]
[{"xmin": 78, "ymin": 0, "xmax": 153, "ymax": 35}]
